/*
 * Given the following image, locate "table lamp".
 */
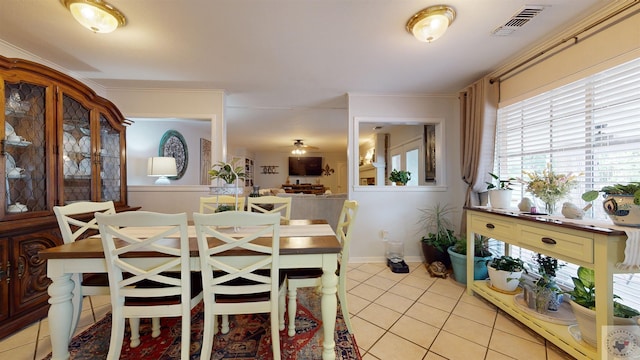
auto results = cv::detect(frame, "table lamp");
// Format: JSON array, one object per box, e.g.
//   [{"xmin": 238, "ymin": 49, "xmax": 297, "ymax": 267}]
[{"xmin": 147, "ymin": 157, "xmax": 177, "ymax": 185}]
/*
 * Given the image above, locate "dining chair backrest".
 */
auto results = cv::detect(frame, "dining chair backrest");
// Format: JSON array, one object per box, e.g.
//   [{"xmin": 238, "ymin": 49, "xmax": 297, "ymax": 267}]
[
  {"xmin": 200, "ymin": 195, "xmax": 246, "ymax": 213},
  {"xmin": 53, "ymin": 201, "xmax": 115, "ymax": 244},
  {"xmin": 336, "ymin": 200, "xmax": 359, "ymax": 272},
  {"xmin": 95, "ymin": 211, "xmax": 198, "ymax": 359},
  {"xmin": 96, "ymin": 211, "xmax": 192, "ymax": 301},
  {"xmin": 193, "ymin": 211, "xmax": 281, "ymax": 300},
  {"xmin": 247, "ymin": 195, "xmax": 292, "ymax": 220}
]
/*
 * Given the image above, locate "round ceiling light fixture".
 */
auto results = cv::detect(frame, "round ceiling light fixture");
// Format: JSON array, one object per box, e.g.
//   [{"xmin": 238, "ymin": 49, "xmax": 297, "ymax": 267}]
[
  {"xmin": 406, "ymin": 5, "xmax": 456, "ymax": 43},
  {"xmin": 62, "ymin": 0, "xmax": 126, "ymax": 33}
]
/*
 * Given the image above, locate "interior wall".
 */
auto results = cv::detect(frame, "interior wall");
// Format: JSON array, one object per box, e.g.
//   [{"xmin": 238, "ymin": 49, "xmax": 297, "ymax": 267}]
[
  {"xmin": 126, "ymin": 119, "xmax": 210, "ymax": 185},
  {"xmin": 498, "ymin": 7, "xmax": 640, "ymax": 105},
  {"xmin": 252, "ymin": 151, "xmax": 348, "ymax": 193},
  {"xmin": 347, "ymin": 94, "xmax": 463, "ymax": 263}
]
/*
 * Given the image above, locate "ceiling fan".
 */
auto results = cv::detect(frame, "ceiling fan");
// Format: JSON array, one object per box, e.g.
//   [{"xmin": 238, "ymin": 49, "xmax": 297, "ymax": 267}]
[{"xmin": 290, "ymin": 139, "xmax": 318, "ymax": 155}]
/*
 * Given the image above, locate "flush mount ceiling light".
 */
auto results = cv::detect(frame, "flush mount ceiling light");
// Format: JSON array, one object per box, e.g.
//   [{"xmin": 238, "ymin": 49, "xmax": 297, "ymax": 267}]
[
  {"xmin": 406, "ymin": 5, "xmax": 456, "ymax": 43},
  {"xmin": 62, "ymin": 0, "xmax": 126, "ymax": 33}
]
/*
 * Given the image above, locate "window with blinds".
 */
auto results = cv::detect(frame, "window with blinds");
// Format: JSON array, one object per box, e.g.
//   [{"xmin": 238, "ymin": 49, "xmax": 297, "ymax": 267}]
[{"xmin": 494, "ymin": 56, "xmax": 640, "ymax": 310}]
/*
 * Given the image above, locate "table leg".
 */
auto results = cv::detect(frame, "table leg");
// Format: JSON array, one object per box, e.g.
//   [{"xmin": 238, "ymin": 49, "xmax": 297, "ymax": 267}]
[
  {"xmin": 47, "ymin": 264, "xmax": 76, "ymax": 360},
  {"xmin": 320, "ymin": 263, "xmax": 338, "ymax": 360}
]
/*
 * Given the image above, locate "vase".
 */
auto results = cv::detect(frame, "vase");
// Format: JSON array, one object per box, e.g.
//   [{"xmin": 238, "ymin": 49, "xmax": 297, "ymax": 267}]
[{"xmin": 544, "ymin": 201, "xmax": 556, "ymax": 215}]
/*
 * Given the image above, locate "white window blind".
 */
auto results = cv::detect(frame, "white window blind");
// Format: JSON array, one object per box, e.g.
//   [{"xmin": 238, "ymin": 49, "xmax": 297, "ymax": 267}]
[{"xmin": 494, "ymin": 56, "xmax": 640, "ymax": 310}]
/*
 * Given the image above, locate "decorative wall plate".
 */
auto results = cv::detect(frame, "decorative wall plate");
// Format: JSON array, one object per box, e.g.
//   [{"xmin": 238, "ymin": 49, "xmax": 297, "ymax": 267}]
[{"xmin": 159, "ymin": 130, "xmax": 188, "ymax": 180}]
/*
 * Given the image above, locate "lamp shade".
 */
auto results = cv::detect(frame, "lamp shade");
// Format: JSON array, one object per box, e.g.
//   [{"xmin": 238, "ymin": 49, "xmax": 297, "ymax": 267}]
[
  {"xmin": 147, "ymin": 157, "xmax": 177, "ymax": 185},
  {"xmin": 406, "ymin": 5, "xmax": 455, "ymax": 43},
  {"xmin": 62, "ymin": 0, "xmax": 126, "ymax": 33}
]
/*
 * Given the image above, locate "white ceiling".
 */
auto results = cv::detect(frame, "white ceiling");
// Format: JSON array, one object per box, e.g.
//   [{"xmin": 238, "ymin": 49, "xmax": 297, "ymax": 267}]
[{"xmin": 0, "ymin": 0, "xmax": 607, "ymax": 153}]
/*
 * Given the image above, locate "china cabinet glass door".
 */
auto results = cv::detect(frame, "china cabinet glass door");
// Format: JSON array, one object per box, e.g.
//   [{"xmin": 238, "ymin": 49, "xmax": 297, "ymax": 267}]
[
  {"xmin": 99, "ymin": 114, "xmax": 121, "ymax": 202},
  {"xmin": 61, "ymin": 94, "xmax": 92, "ymax": 203},
  {"xmin": 3, "ymin": 81, "xmax": 49, "ymax": 216}
]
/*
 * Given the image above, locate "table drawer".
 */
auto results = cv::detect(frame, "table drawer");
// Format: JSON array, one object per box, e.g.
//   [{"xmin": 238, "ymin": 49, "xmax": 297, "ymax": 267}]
[
  {"xmin": 518, "ymin": 225, "xmax": 594, "ymax": 264},
  {"xmin": 470, "ymin": 214, "xmax": 515, "ymax": 240}
]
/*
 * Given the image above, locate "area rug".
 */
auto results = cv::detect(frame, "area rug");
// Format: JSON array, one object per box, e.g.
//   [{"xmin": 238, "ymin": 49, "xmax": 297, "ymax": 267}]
[{"xmin": 43, "ymin": 288, "xmax": 361, "ymax": 359}]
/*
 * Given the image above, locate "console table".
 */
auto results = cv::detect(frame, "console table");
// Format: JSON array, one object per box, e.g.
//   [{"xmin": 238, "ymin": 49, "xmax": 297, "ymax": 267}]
[
  {"xmin": 282, "ymin": 184, "xmax": 326, "ymax": 194},
  {"xmin": 465, "ymin": 207, "xmax": 631, "ymax": 360}
]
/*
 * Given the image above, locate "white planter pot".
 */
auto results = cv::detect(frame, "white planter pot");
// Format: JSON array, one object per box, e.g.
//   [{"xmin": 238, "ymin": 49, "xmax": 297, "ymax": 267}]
[
  {"xmin": 488, "ymin": 189, "xmax": 513, "ymax": 209},
  {"xmin": 603, "ymin": 195, "xmax": 640, "ymax": 227},
  {"xmin": 568, "ymin": 300, "xmax": 639, "ymax": 348},
  {"xmin": 487, "ymin": 266, "xmax": 522, "ymax": 292}
]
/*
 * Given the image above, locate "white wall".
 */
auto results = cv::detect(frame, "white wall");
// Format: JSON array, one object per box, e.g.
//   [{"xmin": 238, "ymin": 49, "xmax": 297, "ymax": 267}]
[
  {"xmin": 126, "ymin": 119, "xmax": 210, "ymax": 185},
  {"xmin": 347, "ymin": 94, "xmax": 464, "ymax": 263}
]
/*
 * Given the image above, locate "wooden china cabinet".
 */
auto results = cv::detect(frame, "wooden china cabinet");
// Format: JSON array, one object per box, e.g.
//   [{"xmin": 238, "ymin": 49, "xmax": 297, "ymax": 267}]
[{"xmin": 0, "ymin": 55, "xmax": 135, "ymax": 339}]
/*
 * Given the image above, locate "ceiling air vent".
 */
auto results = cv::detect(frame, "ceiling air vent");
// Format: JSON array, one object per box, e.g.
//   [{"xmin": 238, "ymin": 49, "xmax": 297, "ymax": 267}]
[{"xmin": 491, "ymin": 5, "xmax": 545, "ymax": 36}]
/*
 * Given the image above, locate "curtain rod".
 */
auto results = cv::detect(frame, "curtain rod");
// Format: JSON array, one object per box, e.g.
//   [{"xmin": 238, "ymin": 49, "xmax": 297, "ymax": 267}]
[{"xmin": 489, "ymin": 0, "xmax": 640, "ymax": 84}]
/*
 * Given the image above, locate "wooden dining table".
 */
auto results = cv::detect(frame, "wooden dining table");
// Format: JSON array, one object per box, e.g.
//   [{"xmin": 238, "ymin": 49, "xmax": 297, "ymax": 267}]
[{"xmin": 39, "ymin": 219, "xmax": 342, "ymax": 360}]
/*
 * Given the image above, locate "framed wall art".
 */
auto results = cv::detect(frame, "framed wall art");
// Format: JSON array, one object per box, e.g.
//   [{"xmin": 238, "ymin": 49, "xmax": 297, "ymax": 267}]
[{"xmin": 159, "ymin": 130, "xmax": 188, "ymax": 180}]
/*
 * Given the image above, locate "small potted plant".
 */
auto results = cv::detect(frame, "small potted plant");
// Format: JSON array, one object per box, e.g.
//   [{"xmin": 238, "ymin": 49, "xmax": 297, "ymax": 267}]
[
  {"xmin": 566, "ymin": 266, "xmax": 640, "ymax": 347},
  {"xmin": 389, "ymin": 169, "xmax": 411, "ymax": 186},
  {"xmin": 487, "ymin": 255, "xmax": 526, "ymax": 292},
  {"xmin": 486, "ymin": 172, "xmax": 516, "ymax": 209},
  {"xmin": 582, "ymin": 182, "xmax": 640, "ymax": 227},
  {"xmin": 208, "ymin": 160, "xmax": 246, "ymax": 185},
  {"xmin": 525, "ymin": 254, "xmax": 564, "ymax": 313}
]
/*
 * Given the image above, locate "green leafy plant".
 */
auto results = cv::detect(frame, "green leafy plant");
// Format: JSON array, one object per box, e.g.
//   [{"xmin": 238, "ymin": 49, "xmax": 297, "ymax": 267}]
[
  {"xmin": 451, "ymin": 234, "xmax": 492, "ymax": 257},
  {"xmin": 418, "ymin": 203, "xmax": 458, "ymax": 252},
  {"xmin": 566, "ymin": 266, "xmax": 640, "ymax": 318},
  {"xmin": 389, "ymin": 169, "xmax": 411, "ymax": 184},
  {"xmin": 486, "ymin": 172, "xmax": 516, "ymax": 190},
  {"xmin": 531, "ymin": 253, "xmax": 564, "ymax": 292},
  {"xmin": 582, "ymin": 182, "xmax": 640, "ymax": 205},
  {"xmin": 208, "ymin": 160, "xmax": 246, "ymax": 184},
  {"xmin": 487, "ymin": 255, "xmax": 525, "ymax": 272}
]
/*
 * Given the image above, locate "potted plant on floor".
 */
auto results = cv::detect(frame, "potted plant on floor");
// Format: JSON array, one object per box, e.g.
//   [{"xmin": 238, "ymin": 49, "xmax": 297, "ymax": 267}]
[
  {"xmin": 566, "ymin": 266, "xmax": 640, "ymax": 347},
  {"xmin": 389, "ymin": 169, "xmax": 411, "ymax": 186},
  {"xmin": 418, "ymin": 203, "xmax": 458, "ymax": 269},
  {"xmin": 486, "ymin": 172, "xmax": 515, "ymax": 209},
  {"xmin": 487, "ymin": 255, "xmax": 525, "ymax": 292},
  {"xmin": 447, "ymin": 234, "xmax": 493, "ymax": 284},
  {"xmin": 582, "ymin": 182, "xmax": 640, "ymax": 227}
]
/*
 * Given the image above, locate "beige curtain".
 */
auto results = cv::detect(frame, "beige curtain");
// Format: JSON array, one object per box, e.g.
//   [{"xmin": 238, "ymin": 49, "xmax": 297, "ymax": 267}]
[{"xmin": 459, "ymin": 77, "xmax": 499, "ymax": 233}]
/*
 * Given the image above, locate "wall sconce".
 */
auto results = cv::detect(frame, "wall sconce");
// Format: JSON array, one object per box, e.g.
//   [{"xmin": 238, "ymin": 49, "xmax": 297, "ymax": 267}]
[
  {"xmin": 406, "ymin": 5, "xmax": 455, "ymax": 43},
  {"xmin": 62, "ymin": 0, "xmax": 126, "ymax": 33},
  {"xmin": 147, "ymin": 157, "xmax": 177, "ymax": 185}
]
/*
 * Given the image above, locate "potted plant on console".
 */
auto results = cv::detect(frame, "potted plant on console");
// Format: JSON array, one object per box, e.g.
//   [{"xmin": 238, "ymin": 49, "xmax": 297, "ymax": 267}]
[
  {"xmin": 582, "ymin": 182, "xmax": 640, "ymax": 227},
  {"xmin": 486, "ymin": 172, "xmax": 515, "ymax": 209},
  {"xmin": 487, "ymin": 255, "xmax": 525, "ymax": 292},
  {"xmin": 524, "ymin": 254, "xmax": 565, "ymax": 313},
  {"xmin": 566, "ymin": 266, "xmax": 640, "ymax": 348},
  {"xmin": 389, "ymin": 169, "xmax": 411, "ymax": 186},
  {"xmin": 418, "ymin": 203, "xmax": 457, "ymax": 270}
]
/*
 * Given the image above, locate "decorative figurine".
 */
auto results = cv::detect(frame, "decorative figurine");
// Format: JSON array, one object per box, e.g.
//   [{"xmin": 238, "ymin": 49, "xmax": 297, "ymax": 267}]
[
  {"xmin": 518, "ymin": 197, "xmax": 534, "ymax": 212},
  {"xmin": 561, "ymin": 202, "xmax": 591, "ymax": 219}
]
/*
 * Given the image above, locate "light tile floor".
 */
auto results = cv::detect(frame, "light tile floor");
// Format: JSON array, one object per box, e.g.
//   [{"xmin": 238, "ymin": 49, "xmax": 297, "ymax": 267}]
[{"xmin": 0, "ymin": 262, "xmax": 576, "ymax": 360}]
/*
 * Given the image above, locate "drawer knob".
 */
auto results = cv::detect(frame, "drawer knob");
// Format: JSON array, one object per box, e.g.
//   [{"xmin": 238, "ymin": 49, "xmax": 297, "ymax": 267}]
[
  {"xmin": 485, "ymin": 223, "xmax": 495, "ymax": 229},
  {"xmin": 541, "ymin": 237, "xmax": 557, "ymax": 245}
]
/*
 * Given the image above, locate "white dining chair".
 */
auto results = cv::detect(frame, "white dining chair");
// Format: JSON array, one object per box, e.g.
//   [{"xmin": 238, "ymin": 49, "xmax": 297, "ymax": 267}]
[
  {"xmin": 200, "ymin": 195, "xmax": 246, "ymax": 213},
  {"xmin": 53, "ymin": 201, "xmax": 163, "ymax": 347},
  {"xmin": 283, "ymin": 199, "xmax": 358, "ymax": 335},
  {"xmin": 52, "ymin": 202, "xmax": 120, "ymax": 329},
  {"xmin": 193, "ymin": 211, "xmax": 286, "ymax": 360},
  {"xmin": 96, "ymin": 211, "xmax": 203, "ymax": 359},
  {"xmin": 247, "ymin": 195, "xmax": 292, "ymax": 220}
]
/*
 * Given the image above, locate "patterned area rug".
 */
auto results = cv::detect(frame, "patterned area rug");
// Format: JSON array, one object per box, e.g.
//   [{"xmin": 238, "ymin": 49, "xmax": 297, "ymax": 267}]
[{"xmin": 43, "ymin": 288, "xmax": 361, "ymax": 359}]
